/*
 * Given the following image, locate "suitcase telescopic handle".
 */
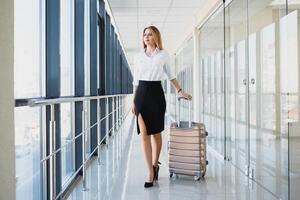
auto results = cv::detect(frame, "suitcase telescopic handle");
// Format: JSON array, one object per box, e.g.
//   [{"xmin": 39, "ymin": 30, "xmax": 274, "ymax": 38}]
[{"xmin": 177, "ymin": 96, "xmax": 192, "ymax": 128}]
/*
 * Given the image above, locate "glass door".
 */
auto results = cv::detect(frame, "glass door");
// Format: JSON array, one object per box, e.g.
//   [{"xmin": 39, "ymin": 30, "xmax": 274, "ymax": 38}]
[
  {"xmin": 248, "ymin": 1, "xmax": 288, "ymax": 199},
  {"xmin": 198, "ymin": 5, "xmax": 225, "ymax": 157},
  {"xmin": 225, "ymin": 0, "xmax": 250, "ymax": 174},
  {"xmin": 286, "ymin": 2, "xmax": 300, "ymax": 200}
]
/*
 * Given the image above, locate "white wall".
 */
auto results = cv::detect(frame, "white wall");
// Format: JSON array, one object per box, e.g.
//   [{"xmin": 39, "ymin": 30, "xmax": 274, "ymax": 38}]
[
  {"xmin": 0, "ymin": 0, "xmax": 16, "ymax": 199},
  {"xmin": 172, "ymin": 0, "xmax": 222, "ymax": 54}
]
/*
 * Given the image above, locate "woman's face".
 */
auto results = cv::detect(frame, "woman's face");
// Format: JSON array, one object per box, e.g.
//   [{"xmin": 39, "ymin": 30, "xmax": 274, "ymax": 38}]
[{"xmin": 143, "ymin": 28, "xmax": 155, "ymax": 47}]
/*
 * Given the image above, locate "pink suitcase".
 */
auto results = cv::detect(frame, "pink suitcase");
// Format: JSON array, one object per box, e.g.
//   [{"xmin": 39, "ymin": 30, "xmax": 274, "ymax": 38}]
[{"xmin": 168, "ymin": 97, "xmax": 208, "ymax": 180}]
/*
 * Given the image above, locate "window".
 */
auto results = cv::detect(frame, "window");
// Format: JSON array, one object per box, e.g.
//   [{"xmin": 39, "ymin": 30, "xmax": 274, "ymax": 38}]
[
  {"xmin": 60, "ymin": 0, "xmax": 75, "ymax": 97},
  {"xmin": 14, "ymin": 0, "xmax": 45, "ymax": 199},
  {"xmin": 84, "ymin": 0, "xmax": 90, "ymax": 95}
]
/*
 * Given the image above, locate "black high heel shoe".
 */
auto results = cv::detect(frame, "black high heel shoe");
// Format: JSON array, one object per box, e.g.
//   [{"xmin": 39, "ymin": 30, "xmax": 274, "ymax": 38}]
[
  {"xmin": 153, "ymin": 161, "xmax": 161, "ymax": 181},
  {"xmin": 144, "ymin": 167, "xmax": 156, "ymax": 188}
]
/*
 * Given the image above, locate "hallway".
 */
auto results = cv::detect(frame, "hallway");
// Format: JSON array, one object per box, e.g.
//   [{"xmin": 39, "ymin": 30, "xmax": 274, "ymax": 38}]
[
  {"xmin": 2, "ymin": 0, "xmax": 300, "ymax": 199},
  {"xmin": 67, "ymin": 113, "xmax": 279, "ymax": 200}
]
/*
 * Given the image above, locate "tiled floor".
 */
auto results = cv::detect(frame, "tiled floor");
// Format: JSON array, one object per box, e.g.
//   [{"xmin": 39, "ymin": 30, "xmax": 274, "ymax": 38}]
[{"xmin": 66, "ymin": 113, "xmax": 279, "ymax": 200}]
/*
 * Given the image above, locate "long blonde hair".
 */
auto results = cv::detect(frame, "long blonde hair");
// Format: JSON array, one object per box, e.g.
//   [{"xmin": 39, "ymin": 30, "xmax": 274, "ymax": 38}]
[{"xmin": 142, "ymin": 26, "xmax": 163, "ymax": 50}]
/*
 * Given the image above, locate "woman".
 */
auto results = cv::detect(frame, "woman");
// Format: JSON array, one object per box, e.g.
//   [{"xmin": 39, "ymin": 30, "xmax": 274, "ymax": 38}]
[{"xmin": 131, "ymin": 26, "xmax": 192, "ymax": 188}]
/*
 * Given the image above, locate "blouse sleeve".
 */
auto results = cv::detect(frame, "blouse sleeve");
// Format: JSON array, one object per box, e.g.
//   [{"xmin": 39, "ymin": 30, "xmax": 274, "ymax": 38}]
[
  {"xmin": 163, "ymin": 52, "xmax": 176, "ymax": 80},
  {"xmin": 132, "ymin": 55, "xmax": 139, "ymax": 86}
]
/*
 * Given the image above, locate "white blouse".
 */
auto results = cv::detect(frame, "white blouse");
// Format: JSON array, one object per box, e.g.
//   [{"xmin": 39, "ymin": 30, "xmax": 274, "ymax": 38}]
[{"xmin": 132, "ymin": 48, "xmax": 176, "ymax": 86}]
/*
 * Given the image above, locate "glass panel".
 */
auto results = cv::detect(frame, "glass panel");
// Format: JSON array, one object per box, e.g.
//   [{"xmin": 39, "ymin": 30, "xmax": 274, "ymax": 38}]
[
  {"xmin": 14, "ymin": 0, "xmax": 45, "ymax": 199},
  {"xmin": 60, "ymin": 0, "xmax": 75, "ymax": 188},
  {"xmin": 224, "ymin": 0, "xmax": 248, "ymax": 171},
  {"xmin": 14, "ymin": 0, "xmax": 45, "ymax": 98},
  {"xmin": 225, "ymin": 45, "xmax": 235, "ymax": 157},
  {"xmin": 85, "ymin": 101, "xmax": 91, "ymax": 154},
  {"xmin": 97, "ymin": 19, "xmax": 100, "ymax": 90},
  {"xmin": 199, "ymin": 6, "xmax": 225, "ymax": 156},
  {"xmin": 84, "ymin": 0, "xmax": 90, "ymax": 95},
  {"xmin": 286, "ymin": 1, "xmax": 300, "ymax": 199},
  {"xmin": 249, "ymin": 33, "xmax": 257, "ymax": 126},
  {"xmin": 204, "ymin": 57, "xmax": 211, "ymax": 135},
  {"xmin": 60, "ymin": 0, "xmax": 74, "ymax": 96},
  {"xmin": 248, "ymin": 0, "xmax": 288, "ymax": 199},
  {"xmin": 174, "ymin": 38, "xmax": 194, "ymax": 122},
  {"xmin": 15, "ymin": 107, "xmax": 42, "ymax": 200},
  {"xmin": 84, "ymin": 0, "xmax": 91, "ymax": 155},
  {"xmin": 60, "ymin": 103, "xmax": 75, "ymax": 186}
]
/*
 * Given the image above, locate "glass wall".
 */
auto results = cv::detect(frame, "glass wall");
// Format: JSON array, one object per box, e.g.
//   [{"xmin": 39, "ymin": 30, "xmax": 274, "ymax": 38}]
[
  {"xmin": 224, "ymin": 0, "xmax": 249, "ymax": 176},
  {"xmin": 199, "ymin": 6, "xmax": 225, "ymax": 156},
  {"xmin": 286, "ymin": 1, "xmax": 300, "ymax": 200},
  {"xmin": 60, "ymin": 0, "xmax": 75, "ymax": 187},
  {"xmin": 60, "ymin": 0, "xmax": 74, "ymax": 97},
  {"xmin": 14, "ymin": 0, "xmax": 45, "ymax": 99},
  {"xmin": 12, "ymin": 0, "xmax": 147, "ymax": 199},
  {"xmin": 14, "ymin": 0, "xmax": 45, "ymax": 199},
  {"xmin": 175, "ymin": 38, "xmax": 194, "ymax": 122},
  {"xmin": 84, "ymin": 0, "xmax": 91, "ymax": 153},
  {"xmin": 84, "ymin": 0, "xmax": 91, "ymax": 96},
  {"xmin": 198, "ymin": 0, "xmax": 300, "ymax": 199},
  {"xmin": 246, "ymin": 1, "xmax": 288, "ymax": 199}
]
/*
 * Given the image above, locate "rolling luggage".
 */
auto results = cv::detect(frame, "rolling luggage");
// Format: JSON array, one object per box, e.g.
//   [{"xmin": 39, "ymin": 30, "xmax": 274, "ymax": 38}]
[{"xmin": 168, "ymin": 97, "xmax": 208, "ymax": 180}]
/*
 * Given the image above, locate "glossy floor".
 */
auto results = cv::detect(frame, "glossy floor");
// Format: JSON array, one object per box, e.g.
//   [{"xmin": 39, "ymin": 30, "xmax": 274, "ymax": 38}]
[{"xmin": 66, "ymin": 113, "xmax": 279, "ymax": 200}]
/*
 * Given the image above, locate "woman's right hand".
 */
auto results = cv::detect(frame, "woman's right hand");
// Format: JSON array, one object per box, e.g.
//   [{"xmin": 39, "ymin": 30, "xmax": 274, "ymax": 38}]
[{"xmin": 179, "ymin": 90, "xmax": 192, "ymax": 100}]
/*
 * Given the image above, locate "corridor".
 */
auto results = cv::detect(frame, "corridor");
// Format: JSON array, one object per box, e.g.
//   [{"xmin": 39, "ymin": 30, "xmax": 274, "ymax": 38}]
[
  {"xmin": 1, "ymin": 0, "xmax": 300, "ymax": 199},
  {"xmin": 67, "ymin": 113, "xmax": 278, "ymax": 200}
]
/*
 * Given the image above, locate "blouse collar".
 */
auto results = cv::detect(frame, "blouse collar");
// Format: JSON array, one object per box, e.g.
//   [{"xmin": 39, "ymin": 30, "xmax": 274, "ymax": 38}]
[{"xmin": 144, "ymin": 47, "xmax": 160, "ymax": 57}]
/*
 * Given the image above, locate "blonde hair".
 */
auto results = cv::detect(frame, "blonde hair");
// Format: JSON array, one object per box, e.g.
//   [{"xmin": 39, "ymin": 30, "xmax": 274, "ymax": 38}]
[{"xmin": 142, "ymin": 26, "xmax": 163, "ymax": 50}]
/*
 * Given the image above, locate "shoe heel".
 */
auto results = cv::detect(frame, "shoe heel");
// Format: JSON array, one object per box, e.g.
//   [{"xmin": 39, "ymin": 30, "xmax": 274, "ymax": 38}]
[{"xmin": 154, "ymin": 162, "xmax": 161, "ymax": 181}]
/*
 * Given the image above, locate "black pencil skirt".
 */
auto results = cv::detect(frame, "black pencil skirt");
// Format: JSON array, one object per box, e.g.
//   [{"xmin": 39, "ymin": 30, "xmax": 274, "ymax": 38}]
[{"xmin": 133, "ymin": 80, "xmax": 166, "ymax": 135}]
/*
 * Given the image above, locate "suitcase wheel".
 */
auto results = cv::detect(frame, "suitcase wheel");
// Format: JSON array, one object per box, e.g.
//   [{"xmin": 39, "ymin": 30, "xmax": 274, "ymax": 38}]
[
  {"xmin": 169, "ymin": 172, "xmax": 178, "ymax": 179},
  {"xmin": 194, "ymin": 175, "xmax": 201, "ymax": 181}
]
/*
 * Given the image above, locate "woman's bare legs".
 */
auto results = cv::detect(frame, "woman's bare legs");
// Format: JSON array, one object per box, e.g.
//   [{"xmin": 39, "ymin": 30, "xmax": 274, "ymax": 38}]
[
  {"xmin": 151, "ymin": 133, "xmax": 162, "ymax": 167},
  {"xmin": 138, "ymin": 114, "xmax": 154, "ymax": 182}
]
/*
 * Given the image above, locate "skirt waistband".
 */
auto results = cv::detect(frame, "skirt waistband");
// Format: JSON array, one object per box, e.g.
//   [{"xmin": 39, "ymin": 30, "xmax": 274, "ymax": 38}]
[{"xmin": 138, "ymin": 80, "xmax": 161, "ymax": 86}]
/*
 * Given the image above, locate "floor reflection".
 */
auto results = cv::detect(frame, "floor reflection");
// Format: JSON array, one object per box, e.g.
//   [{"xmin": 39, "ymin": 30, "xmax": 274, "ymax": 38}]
[{"xmin": 66, "ymin": 114, "xmax": 280, "ymax": 200}]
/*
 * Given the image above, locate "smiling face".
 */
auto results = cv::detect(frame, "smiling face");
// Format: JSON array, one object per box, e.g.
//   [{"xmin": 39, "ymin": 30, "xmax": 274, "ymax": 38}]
[{"xmin": 143, "ymin": 28, "xmax": 156, "ymax": 47}]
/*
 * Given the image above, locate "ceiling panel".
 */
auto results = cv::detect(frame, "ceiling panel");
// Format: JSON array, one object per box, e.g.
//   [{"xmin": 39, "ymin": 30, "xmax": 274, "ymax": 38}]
[
  {"xmin": 111, "ymin": 7, "xmax": 137, "ymax": 15},
  {"xmin": 108, "ymin": 0, "xmax": 137, "ymax": 7},
  {"xmin": 113, "ymin": 15, "xmax": 137, "ymax": 22},
  {"xmin": 165, "ymin": 15, "xmax": 192, "ymax": 22},
  {"xmin": 117, "ymin": 22, "xmax": 138, "ymax": 28},
  {"xmin": 168, "ymin": 7, "xmax": 200, "ymax": 16},
  {"xmin": 138, "ymin": 21, "xmax": 164, "ymax": 29},
  {"xmin": 138, "ymin": 7, "xmax": 169, "ymax": 15},
  {"xmin": 172, "ymin": 0, "xmax": 206, "ymax": 8},
  {"xmin": 108, "ymin": 0, "xmax": 209, "ymax": 64},
  {"xmin": 139, "ymin": 0, "xmax": 172, "ymax": 8},
  {"xmin": 139, "ymin": 15, "xmax": 165, "ymax": 23}
]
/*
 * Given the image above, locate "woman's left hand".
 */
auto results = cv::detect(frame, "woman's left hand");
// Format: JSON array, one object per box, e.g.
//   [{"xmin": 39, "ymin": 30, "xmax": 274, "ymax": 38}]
[{"xmin": 179, "ymin": 90, "xmax": 192, "ymax": 100}]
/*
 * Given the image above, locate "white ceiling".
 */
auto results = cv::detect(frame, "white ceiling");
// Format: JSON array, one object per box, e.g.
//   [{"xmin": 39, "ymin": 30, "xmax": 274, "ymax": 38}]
[{"xmin": 107, "ymin": 0, "xmax": 207, "ymax": 66}]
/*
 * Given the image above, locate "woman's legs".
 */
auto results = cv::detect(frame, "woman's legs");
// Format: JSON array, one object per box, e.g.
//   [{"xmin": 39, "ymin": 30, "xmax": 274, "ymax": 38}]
[
  {"xmin": 137, "ymin": 114, "xmax": 154, "ymax": 182},
  {"xmin": 151, "ymin": 133, "xmax": 162, "ymax": 167}
]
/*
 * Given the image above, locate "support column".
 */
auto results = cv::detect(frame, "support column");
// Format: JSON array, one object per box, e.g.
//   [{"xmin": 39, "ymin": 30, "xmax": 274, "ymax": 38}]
[{"xmin": 0, "ymin": 0, "xmax": 16, "ymax": 199}]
